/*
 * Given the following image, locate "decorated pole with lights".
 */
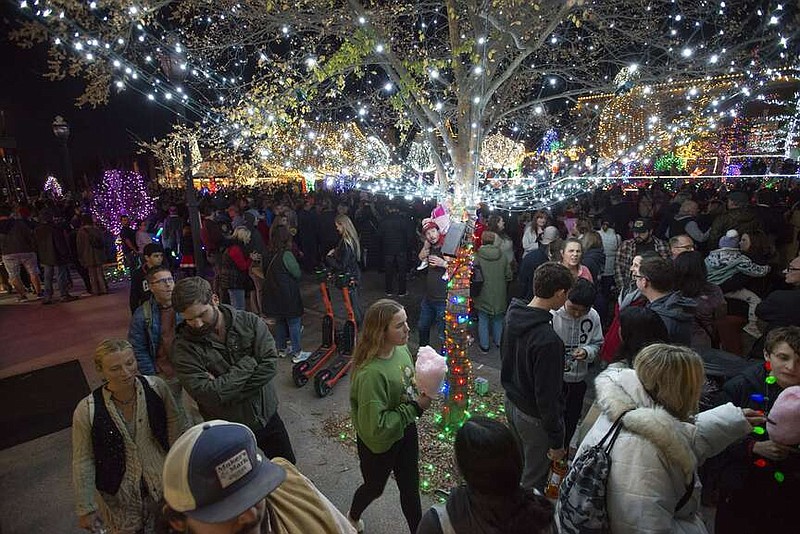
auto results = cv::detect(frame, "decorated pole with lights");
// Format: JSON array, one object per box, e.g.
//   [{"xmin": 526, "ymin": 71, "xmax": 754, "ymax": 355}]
[
  {"xmin": 439, "ymin": 215, "xmax": 476, "ymax": 431},
  {"xmin": 160, "ymin": 36, "xmax": 205, "ymax": 275},
  {"xmin": 51, "ymin": 115, "xmax": 75, "ymax": 193}
]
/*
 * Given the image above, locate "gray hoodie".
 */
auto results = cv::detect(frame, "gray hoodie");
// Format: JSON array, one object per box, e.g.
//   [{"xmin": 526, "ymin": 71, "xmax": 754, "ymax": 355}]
[{"xmin": 647, "ymin": 291, "xmax": 697, "ymax": 346}]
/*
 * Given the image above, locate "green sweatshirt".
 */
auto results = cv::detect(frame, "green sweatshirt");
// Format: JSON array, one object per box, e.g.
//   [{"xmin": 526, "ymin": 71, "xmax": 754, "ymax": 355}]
[{"xmin": 350, "ymin": 345, "xmax": 419, "ymax": 453}]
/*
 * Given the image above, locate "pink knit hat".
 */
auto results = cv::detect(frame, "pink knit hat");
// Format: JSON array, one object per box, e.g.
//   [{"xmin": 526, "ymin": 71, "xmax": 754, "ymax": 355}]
[{"xmin": 767, "ymin": 386, "xmax": 800, "ymax": 446}]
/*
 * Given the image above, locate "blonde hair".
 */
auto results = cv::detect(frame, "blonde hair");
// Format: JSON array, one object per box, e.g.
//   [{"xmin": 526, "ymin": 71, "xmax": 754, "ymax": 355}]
[
  {"xmin": 232, "ymin": 226, "xmax": 252, "ymax": 245},
  {"xmin": 335, "ymin": 213, "xmax": 361, "ymax": 261},
  {"xmin": 634, "ymin": 344, "xmax": 705, "ymax": 420},
  {"xmin": 94, "ymin": 338, "xmax": 134, "ymax": 372},
  {"xmin": 351, "ymin": 299, "xmax": 404, "ymax": 372}
]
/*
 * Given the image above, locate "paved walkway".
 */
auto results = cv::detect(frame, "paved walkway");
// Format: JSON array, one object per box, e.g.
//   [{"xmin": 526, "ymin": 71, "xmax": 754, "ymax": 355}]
[{"xmin": 0, "ymin": 269, "xmax": 503, "ymax": 534}]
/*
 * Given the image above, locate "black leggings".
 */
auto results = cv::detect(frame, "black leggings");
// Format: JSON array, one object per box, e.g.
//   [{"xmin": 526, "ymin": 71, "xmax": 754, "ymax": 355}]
[{"xmin": 349, "ymin": 424, "xmax": 421, "ymax": 532}]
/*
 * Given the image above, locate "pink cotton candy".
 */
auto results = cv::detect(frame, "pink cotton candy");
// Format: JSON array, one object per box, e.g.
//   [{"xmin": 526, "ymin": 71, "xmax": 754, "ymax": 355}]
[
  {"xmin": 431, "ymin": 204, "xmax": 451, "ymax": 235},
  {"xmin": 415, "ymin": 346, "xmax": 448, "ymax": 396}
]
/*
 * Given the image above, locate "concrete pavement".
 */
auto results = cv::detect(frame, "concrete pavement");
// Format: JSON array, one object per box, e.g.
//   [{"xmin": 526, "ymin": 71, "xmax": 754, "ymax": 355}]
[{"xmin": 0, "ymin": 269, "xmax": 504, "ymax": 534}]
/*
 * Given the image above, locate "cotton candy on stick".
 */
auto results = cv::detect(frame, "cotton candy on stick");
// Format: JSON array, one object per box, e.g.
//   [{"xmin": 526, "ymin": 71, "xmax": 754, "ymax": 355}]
[{"xmin": 416, "ymin": 346, "xmax": 448, "ymax": 397}]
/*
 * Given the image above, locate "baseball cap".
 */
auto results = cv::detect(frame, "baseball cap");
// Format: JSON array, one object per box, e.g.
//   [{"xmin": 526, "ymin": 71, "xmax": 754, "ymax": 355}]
[
  {"xmin": 143, "ymin": 243, "xmax": 164, "ymax": 256},
  {"xmin": 540, "ymin": 226, "xmax": 560, "ymax": 245},
  {"xmin": 631, "ymin": 218, "xmax": 652, "ymax": 233},
  {"xmin": 163, "ymin": 420, "xmax": 287, "ymax": 523}
]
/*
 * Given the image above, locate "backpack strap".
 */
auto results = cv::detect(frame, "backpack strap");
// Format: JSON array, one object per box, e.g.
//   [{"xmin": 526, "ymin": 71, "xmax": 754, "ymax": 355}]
[
  {"xmin": 597, "ymin": 409, "xmax": 631, "ymax": 452},
  {"xmin": 432, "ymin": 503, "xmax": 457, "ymax": 534},
  {"xmin": 143, "ymin": 299, "xmax": 153, "ymax": 330},
  {"xmin": 674, "ymin": 475, "xmax": 695, "ymax": 512}
]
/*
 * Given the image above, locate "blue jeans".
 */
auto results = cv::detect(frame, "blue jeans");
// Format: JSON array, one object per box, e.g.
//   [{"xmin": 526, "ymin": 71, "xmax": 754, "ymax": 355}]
[
  {"xmin": 228, "ymin": 288, "xmax": 246, "ymax": 310},
  {"xmin": 43, "ymin": 264, "xmax": 69, "ymax": 300},
  {"xmin": 417, "ymin": 298, "xmax": 446, "ymax": 348},
  {"xmin": 275, "ymin": 316, "xmax": 303, "ymax": 354},
  {"xmin": 477, "ymin": 310, "xmax": 504, "ymax": 350}
]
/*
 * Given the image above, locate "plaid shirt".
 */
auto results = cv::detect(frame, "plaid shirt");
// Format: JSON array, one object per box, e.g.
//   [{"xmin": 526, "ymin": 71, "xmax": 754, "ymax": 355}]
[{"xmin": 614, "ymin": 236, "xmax": 670, "ymax": 289}]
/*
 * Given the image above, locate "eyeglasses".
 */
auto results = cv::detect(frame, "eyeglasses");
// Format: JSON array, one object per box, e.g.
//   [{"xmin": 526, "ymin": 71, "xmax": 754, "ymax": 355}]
[
  {"xmin": 631, "ymin": 274, "xmax": 647, "ymax": 281},
  {"xmin": 150, "ymin": 277, "xmax": 175, "ymax": 286},
  {"xmin": 784, "ymin": 266, "xmax": 800, "ymax": 274}
]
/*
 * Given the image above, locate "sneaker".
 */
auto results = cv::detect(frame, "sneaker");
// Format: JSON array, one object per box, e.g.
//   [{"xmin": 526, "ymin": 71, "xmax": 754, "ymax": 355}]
[
  {"xmin": 416, "ymin": 260, "xmax": 428, "ymax": 271},
  {"xmin": 15, "ymin": 295, "xmax": 28, "ymax": 303},
  {"xmin": 479, "ymin": 345, "xmax": 490, "ymax": 354},
  {"xmin": 386, "ymin": 292, "xmax": 394, "ymax": 297},
  {"xmin": 291, "ymin": 351, "xmax": 312, "ymax": 364},
  {"xmin": 277, "ymin": 350, "xmax": 287, "ymax": 358},
  {"xmin": 397, "ymin": 291, "xmax": 408, "ymax": 297},
  {"xmin": 62, "ymin": 295, "xmax": 79, "ymax": 302},
  {"xmin": 348, "ymin": 515, "xmax": 364, "ymax": 533}
]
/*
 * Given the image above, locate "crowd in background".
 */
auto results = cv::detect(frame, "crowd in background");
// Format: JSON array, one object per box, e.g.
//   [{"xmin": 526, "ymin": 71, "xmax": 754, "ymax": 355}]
[{"xmin": 1, "ymin": 178, "xmax": 800, "ymax": 534}]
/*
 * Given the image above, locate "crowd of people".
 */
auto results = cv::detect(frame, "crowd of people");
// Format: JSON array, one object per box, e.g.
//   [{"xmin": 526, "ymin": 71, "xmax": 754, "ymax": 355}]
[{"xmin": 1, "ymin": 179, "xmax": 800, "ymax": 533}]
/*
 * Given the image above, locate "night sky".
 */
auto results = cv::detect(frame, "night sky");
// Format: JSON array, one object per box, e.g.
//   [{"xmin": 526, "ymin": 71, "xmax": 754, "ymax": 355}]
[{"xmin": 1, "ymin": 4, "xmax": 173, "ymax": 193}]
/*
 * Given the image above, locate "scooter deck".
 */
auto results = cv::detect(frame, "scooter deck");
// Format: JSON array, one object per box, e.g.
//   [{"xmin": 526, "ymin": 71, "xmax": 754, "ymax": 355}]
[{"xmin": 297, "ymin": 344, "xmax": 336, "ymax": 376}]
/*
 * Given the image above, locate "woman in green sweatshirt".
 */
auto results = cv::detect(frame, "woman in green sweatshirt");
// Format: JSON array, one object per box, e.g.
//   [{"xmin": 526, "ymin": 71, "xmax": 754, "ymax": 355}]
[{"xmin": 347, "ymin": 299, "xmax": 432, "ymax": 533}]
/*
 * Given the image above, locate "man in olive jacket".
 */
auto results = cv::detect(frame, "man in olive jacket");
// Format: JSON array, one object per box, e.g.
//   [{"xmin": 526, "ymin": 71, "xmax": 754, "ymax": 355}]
[{"xmin": 171, "ymin": 276, "xmax": 296, "ymax": 463}]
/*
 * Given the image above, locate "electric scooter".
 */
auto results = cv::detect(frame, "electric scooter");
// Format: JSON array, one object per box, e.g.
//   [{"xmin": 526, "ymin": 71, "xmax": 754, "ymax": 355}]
[
  {"xmin": 292, "ymin": 267, "xmax": 337, "ymax": 387},
  {"xmin": 314, "ymin": 272, "xmax": 358, "ymax": 397}
]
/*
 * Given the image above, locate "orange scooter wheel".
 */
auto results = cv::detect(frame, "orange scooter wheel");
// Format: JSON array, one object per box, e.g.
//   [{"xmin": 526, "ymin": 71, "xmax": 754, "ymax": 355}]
[
  {"xmin": 292, "ymin": 362, "xmax": 310, "ymax": 387},
  {"xmin": 314, "ymin": 369, "xmax": 333, "ymax": 397}
]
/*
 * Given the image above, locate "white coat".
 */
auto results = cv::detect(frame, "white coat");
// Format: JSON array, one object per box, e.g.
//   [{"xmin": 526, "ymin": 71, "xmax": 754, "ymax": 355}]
[{"xmin": 565, "ymin": 368, "xmax": 750, "ymax": 534}]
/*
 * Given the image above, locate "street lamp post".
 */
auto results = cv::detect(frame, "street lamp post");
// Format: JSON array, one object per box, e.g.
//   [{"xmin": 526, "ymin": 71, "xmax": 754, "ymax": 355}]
[
  {"xmin": 52, "ymin": 115, "xmax": 75, "ymax": 193},
  {"xmin": 160, "ymin": 38, "xmax": 205, "ymax": 275}
]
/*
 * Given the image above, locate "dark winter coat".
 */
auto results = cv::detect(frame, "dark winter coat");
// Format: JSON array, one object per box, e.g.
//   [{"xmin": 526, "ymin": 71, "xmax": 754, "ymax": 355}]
[
  {"xmin": 75, "ymin": 225, "xmax": 106, "ymax": 267},
  {"xmin": 0, "ymin": 218, "xmax": 36, "ymax": 255},
  {"xmin": 378, "ymin": 212, "xmax": 411, "ymax": 255},
  {"xmin": 475, "ymin": 243, "xmax": 512, "ymax": 315},
  {"xmin": 517, "ymin": 247, "xmax": 548, "ymax": 301},
  {"xmin": 34, "ymin": 222, "xmax": 71, "ymax": 265},
  {"xmin": 172, "ymin": 305, "xmax": 279, "ymax": 429},
  {"xmin": 500, "ymin": 299, "xmax": 565, "ymax": 448},
  {"xmin": 647, "ymin": 291, "xmax": 697, "ymax": 346},
  {"xmin": 417, "ymin": 486, "xmax": 554, "ymax": 534},
  {"xmin": 296, "ymin": 208, "xmax": 320, "ymax": 267},
  {"xmin": 708, "ymin": 207, "xmax": 763, "ymax": 248},
  {"xmin": 318, "ymin": 209, "xmax": 339, "ymax": 254},
  {"xmin": 582, "ymin": 247, "xmax": 606, "ymax": 283},
  {"xmin": 262, "ymin": 250, "xmax": 303, "ymax": 318}
]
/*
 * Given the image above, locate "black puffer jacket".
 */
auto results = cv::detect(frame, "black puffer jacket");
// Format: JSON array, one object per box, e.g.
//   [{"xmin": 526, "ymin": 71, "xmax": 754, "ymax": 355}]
[{"xmin": 378, "ymin": 212, "xmax": 411, "ymax": 254}]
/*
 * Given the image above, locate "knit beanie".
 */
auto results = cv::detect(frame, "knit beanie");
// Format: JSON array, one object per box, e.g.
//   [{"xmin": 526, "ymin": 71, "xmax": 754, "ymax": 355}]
[
  {"xmin": 767, "ymin": 386, "xmax": 800, "ymax": 446},
  {"xmin": 718, "ymin": 229, "xmax": 740, "ymax": 249}
]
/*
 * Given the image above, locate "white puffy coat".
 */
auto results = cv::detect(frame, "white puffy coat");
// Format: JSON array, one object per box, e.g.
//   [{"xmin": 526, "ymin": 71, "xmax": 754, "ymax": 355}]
[{"xmin": 570, "ymin": 368, "xmax": 750, "ymax": 534}]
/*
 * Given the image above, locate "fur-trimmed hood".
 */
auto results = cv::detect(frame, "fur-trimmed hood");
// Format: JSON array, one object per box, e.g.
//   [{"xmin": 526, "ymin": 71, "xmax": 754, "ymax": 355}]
[{"xmin": 595, "ymin": 368, "xmax": 697, "ymax": 481}]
